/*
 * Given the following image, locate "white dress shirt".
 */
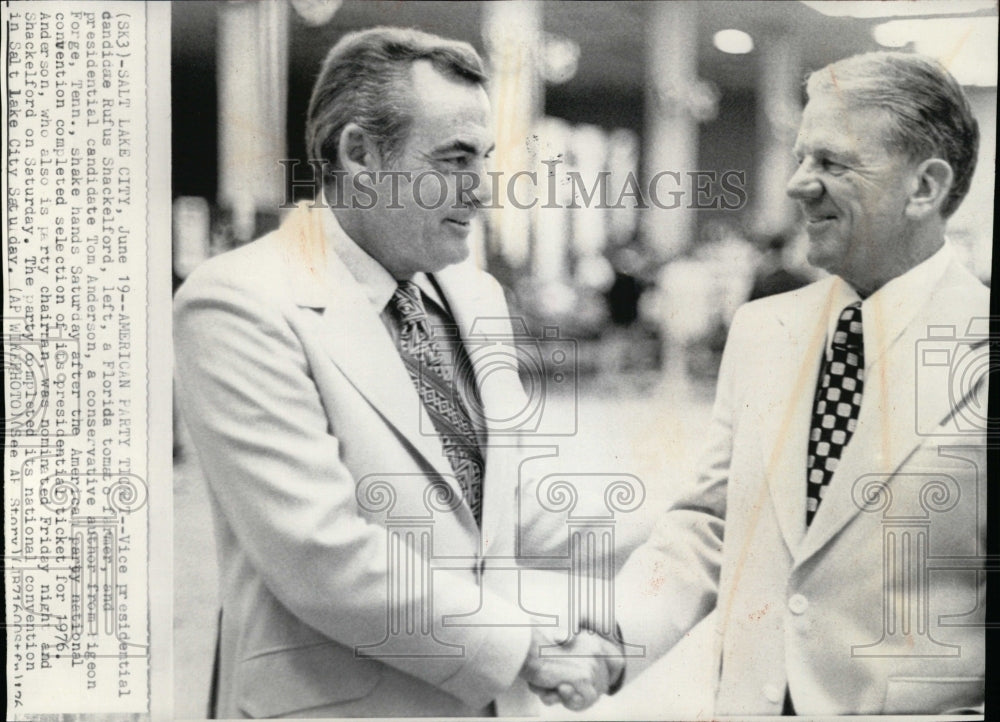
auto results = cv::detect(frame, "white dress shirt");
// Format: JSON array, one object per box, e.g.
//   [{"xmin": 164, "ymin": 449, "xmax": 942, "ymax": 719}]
[{"xmin": 821, "ymin": 242, "xmax": 955, "ymax": 370}]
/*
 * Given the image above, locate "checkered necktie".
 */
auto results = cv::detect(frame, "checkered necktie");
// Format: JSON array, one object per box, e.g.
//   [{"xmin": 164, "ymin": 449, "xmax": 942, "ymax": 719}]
[
  {"xmin": 806, "ymin": 302, "xmax": 864, "ymax": 526},
  {"xmin": 388, "ymin": 281, "xmax": 483, "ymax": 525}
]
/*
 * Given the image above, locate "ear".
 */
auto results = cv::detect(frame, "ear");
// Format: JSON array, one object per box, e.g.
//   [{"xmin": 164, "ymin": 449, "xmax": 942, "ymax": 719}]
[
  {"xmin": 337, "ymin": 122, "xmax": 378, "ymax": 174},
  {"xmin": 905, "ymin": 158, "xmax": 953, "ymax": 220}
]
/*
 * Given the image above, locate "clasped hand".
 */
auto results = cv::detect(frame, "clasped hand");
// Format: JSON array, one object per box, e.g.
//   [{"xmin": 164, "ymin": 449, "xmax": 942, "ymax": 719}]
[{"xmin": 519, "ymin": 626, "xmax": 625, "ymax": 712}]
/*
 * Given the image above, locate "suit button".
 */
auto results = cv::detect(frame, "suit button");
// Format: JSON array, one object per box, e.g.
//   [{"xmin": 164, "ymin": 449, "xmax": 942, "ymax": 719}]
[
  {"xmin": 788, "ymin": 594, "xmax": 809, "ymax": 615},
  {"xmin": 763, "ymin": 683, "xmax": 783, "ymax": 704}
]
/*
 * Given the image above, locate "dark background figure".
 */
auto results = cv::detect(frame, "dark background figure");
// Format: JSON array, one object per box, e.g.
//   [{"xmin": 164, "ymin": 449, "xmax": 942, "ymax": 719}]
[
  {"xmin": 605, "ymin": 246, "xmax": 647, "ymax": 327},
  {"xmin": 748, "ymin": 233, "xmax": 811, "ymax": 301}
]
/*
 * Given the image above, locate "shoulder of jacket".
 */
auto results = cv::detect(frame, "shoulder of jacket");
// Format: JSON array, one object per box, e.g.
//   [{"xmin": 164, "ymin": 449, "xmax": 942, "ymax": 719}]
[{"xmin": 174, "ymin": 230, "xmax": 292, "ymax": 305}]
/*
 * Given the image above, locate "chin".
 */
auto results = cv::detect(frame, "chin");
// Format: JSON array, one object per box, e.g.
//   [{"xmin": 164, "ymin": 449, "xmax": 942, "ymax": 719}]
[
  {"xmin": 806, "ymin": 248, "xmax": 829, "ymax": 273},
  {"xmin": 420, "ymin": 252, "xmax": 466, "ymax": 275},
  {"xmin": 442, "ymin": 241, "xmax": 472, "ymax": 267},
  {"xmin": 806, "ymin": 239, "xmax": 844, "ymax": 276}
]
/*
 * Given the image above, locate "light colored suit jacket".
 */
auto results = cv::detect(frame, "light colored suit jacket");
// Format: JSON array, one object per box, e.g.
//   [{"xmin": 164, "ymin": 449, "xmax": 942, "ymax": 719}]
[
  {"xmin": 174, "ymin": 206, "xmax": 539, "ymax": 718},
  {"xmin": 616, "ymin": 255, "xmax": 988, "ymax": 715}
]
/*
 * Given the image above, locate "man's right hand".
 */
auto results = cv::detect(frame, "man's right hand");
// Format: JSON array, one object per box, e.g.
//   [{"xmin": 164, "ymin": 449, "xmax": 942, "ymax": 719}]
[{"xmin": 519, "ymin": 626, "xmax": 625, "ymax": 712}]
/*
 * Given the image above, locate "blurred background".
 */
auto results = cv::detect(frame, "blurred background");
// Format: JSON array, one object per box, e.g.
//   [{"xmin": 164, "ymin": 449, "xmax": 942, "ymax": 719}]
[
  {"xmin": 171, "ymin": 1, "xmax": 995, "ymax": 718},
  {"xmin": 172, "ymin": 0, "xmax": 994, "ymax": 385}
]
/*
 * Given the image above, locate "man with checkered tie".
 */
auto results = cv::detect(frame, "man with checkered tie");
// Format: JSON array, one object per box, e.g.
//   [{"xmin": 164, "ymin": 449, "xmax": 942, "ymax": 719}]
[{"xmin": 610, "ymin": 52, "xmax": 989, "ymax": 715}]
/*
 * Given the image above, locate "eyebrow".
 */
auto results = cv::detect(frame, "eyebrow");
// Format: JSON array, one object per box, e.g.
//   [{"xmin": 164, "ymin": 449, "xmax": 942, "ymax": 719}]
[
  {"xmin": 794, "ymin": 141, "xmax": 860, "ymax": 165},
  {"xmin": 430, "ymin": 140, "xmax": 495, "ymax": 156}
]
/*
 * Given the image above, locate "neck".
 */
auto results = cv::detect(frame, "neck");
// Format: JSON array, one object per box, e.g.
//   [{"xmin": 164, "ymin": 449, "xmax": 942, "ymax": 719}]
[
  {"xmin": 849, "ymin": 236, "xmax": 945, "ymax": 298},
  {"xmin": 331, "ymin": 205, "xmax": 364, "ymax": 248},
  {"xmin": 849, "ymin": 215, "xmax": 946, "ymax": 296},
  {"xmin": 331, "ymin": 205, "xmax": 414, "ymax": 281}
]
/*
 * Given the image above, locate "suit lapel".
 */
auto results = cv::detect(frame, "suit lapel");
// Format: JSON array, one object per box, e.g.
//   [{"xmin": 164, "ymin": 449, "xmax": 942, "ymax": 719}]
[
  {"xmin": 279, "ymin": 206, "xmax": 465, "ymax": 510},
  {"xmin": 316, "ymin": 286, "xmax": 461, "ymax": 489},
  {"xmin": 795, "ymin": 260, "xmax": 988, "ymax": 565},
  {"xmin": 434, "ymin": 263, "xmax": 525, "ymax": 433},
  {"xmin": 756, "ymin": 279, "xmax": 840, "ymax": 554},
  {"xmin": 435, "ymin": 263, "xmax": 528, "ymax": 549}
]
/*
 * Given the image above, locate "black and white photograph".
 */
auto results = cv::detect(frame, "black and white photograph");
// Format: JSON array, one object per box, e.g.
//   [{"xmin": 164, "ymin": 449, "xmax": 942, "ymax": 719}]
[{"xmin": 4, "ymin": 1, "xmax": 997, "ymax": 719}]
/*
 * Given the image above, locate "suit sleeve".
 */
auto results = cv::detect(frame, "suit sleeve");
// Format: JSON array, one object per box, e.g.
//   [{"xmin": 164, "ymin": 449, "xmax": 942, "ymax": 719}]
[
  {"xmin": 613, "ymin": 305, "xmax": 755, "ymax": 679},
  {"xmin": 173, "ymin": 266, "xmax": 530, "ymax": 709}
]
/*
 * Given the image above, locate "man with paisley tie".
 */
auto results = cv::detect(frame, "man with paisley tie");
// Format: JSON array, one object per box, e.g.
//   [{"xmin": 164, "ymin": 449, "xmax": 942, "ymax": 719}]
[{"xmin": 174, "ymin": 26, "xmax": 617, "ymax": 719}]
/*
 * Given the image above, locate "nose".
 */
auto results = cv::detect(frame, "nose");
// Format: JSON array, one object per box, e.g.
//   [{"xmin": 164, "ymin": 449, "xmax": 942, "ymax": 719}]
[
  {"xmin": 786, "ymin": 159, "xmax": 822, "ymax": 201},
  {"xmin": 467, "ymin": 160, "xmax": 493, "ymax": 209}
]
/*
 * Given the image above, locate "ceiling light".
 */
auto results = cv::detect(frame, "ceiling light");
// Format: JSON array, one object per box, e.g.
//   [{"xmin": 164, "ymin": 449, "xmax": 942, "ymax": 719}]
[
  {"xmin": 871, "ymin": 22, "xmax": 911, "ymax": 47},
  {"xmin": 290, "ymin": 0, "xmax": 341, "ymax": 26},
  {"xmin": 713, "ymin": 29, "xmax": 754, "ymax": 55},
  {"xmin": 543, "ymin": 33, "xmax": 581, "ymax": 84},
  {"xmin": 801, "ymin": 0, "xmax": 995, "ymax": 18},
  {"xmin": 873, "ymin": 17, "xmax": 998, "ymax": 86}
]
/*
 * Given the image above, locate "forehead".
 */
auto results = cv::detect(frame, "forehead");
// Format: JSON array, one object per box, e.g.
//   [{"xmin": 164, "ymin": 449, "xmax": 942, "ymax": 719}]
[
  {"xmin": 402, "ymin": 60, "xmax": 493, "ymax": 149},
  {"xmin": 795, "ymin": 92, "xmax": 895, "ymax": 158}
]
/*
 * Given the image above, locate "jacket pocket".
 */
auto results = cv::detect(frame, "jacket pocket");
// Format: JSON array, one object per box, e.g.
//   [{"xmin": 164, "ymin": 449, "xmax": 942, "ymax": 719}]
[
  {"xmin": 883, "ymin": 676, "xmax": 983, "ymax": 714},
  {"xmin": 237, "ymin": 641, "xmax": 383, "ymax": 718}
]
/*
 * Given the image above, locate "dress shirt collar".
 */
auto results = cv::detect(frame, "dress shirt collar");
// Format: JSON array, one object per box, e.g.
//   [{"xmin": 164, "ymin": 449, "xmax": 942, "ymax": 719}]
[
  {"xmin": 824, "ymin": 242, "xmax": 954, "ymax": 369},
  {"xmin": 320, "ymin": 208, "xmax": 447, "ymax": 313}
]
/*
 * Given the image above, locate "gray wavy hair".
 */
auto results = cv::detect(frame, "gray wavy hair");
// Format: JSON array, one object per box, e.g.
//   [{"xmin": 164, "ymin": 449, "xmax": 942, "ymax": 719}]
[
  {"xmin": 306, "ymin": 26, "xmax": 487, "ymax": 174},
  {"xmin": 806, "ymin": 51, "xmax": 979, "ymax": 218}
]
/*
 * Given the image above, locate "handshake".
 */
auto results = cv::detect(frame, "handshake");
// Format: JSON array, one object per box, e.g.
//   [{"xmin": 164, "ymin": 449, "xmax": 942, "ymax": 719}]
[{"xmin": 519, "ymin": 625, "xmax": 626, "ymax": 712}]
